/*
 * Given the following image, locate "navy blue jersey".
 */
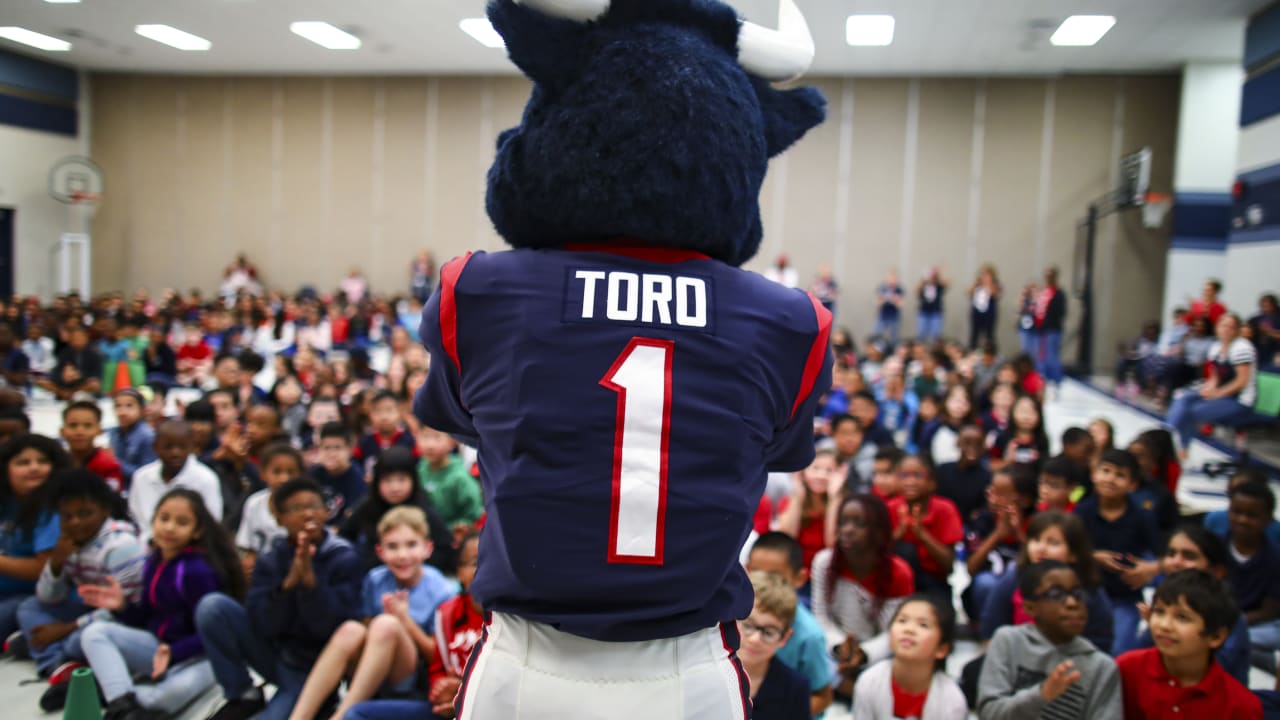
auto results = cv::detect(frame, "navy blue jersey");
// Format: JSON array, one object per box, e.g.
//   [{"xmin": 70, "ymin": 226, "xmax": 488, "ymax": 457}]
[{"xmin": 414, "ymin": 245, "xmax": 832, "ymax": 642}]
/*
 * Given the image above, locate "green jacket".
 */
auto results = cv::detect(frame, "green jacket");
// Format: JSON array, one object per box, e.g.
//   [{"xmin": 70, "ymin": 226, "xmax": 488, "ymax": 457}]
[{"xmin": 417, "ymin": 455, "xmax": 483, "ymax": 527}]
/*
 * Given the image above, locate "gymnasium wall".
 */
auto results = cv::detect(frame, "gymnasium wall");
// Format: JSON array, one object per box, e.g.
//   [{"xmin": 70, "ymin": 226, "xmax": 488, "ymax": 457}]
[
  {"xmin": 87, "ymin": 73, "xmax": 1179, "ymax": 360},
  {"xmin": 0, "ymin": 50, "xmax": 84, "ymax": 298},
  {"xmin": 1227, "ymin": 1, "xmax": 1280, "ymax": 315}
]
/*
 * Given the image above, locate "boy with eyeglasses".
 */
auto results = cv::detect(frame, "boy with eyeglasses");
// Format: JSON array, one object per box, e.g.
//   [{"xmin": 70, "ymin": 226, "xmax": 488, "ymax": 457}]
[
  {"xmin": 738, "ymin": 571, "xmax": 813, "ymax": 720},
  {"xmin": 977, "ymin": 560, "xmax": 1122, "ymax": 720},
  {"xmin": 196, "ymin": 477, "xmax": 363, "ymax": 720}
]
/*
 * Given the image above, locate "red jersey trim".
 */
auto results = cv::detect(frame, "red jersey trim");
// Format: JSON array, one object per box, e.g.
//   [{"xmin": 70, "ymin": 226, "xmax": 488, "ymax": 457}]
[
  {"xmin": 790, "ymin": 292, "xmax": 833, "ymax": 419},
  {"xmin": 439, "ymin": 253, "xmax": 473, "ymax": 375},
  {"xmin": 564, "ymin": 241, "xmax": 712, "ymax": 263}
]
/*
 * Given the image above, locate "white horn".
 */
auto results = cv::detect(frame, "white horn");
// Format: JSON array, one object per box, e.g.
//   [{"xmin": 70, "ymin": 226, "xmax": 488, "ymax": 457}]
[
  {"xmin": 737, "ymin": 0, "xmax": 815, "ymax": 82},
  {"xmin": 511, "ymin": 0, "xmax": 610, "ymax": 23}
]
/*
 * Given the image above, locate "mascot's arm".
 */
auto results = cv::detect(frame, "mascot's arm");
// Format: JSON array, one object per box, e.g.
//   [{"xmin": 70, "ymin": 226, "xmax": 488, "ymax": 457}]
[
  {"xmin": 763, "ymin": 292, "xmax": 833, "ymax": 473},
  {"xmin": 413, "ymin": 255, "xmax": 478, "ymax": 439}
]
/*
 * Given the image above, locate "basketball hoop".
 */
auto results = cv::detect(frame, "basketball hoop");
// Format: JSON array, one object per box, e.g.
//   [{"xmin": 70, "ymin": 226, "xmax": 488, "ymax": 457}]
[{"xmin": 1141, "ymin": 191, "xmax": 1171, "ymax": 229}]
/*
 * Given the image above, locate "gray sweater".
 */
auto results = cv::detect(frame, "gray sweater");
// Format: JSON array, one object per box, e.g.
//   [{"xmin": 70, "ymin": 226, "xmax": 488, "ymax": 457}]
[{"xmin": 977, "ymin": 624, "xmax": 1121, "ymax": 720}]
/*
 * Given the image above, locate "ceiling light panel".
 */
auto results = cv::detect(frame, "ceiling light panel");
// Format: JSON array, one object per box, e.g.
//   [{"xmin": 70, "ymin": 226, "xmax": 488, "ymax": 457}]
[
  {"xmin": 1050, "ymin": 15, "xmax": 1116, "ymax": 47},
  {"xmin": 290, "ymin": 22, "xmax": 361, "ymax": 50},
  {"xmin": 460, "ymin": 18, "xmax": 504, "ymax": 49},
  {"xmin": 846, "ymin": 15, "xmax": 895, "ymax": 47},
  {"xmin": 0, "ymin": 27, "xmax": 71, "ymax": 51},
  {"xmin": 134, "ymin": 24, "xmax": 211, "ymax": 51}
]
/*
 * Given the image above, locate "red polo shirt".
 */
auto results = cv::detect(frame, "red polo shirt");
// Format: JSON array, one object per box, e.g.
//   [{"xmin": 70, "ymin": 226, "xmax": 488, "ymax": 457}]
[
  {"xmin": 886, "ymin": 495, "xmax": 963, "ymax": 576},
  {"xmin": 1117, "ymin": 647, "xmax": 1261, "ymax": 720}
]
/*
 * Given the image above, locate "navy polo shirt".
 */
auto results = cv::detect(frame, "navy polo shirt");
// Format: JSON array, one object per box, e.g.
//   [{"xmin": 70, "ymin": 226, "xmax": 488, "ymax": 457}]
[
  {"xmin": 1074, "ymin": 495, "xmax": 1160, "ymax": 601},
  {"xmin": 752, "ymin": 657, "xmax": 811, "ymax": 720},
  {"xmin": 1225, "ymin": 536, "xmax": 1280, "ymax": 614}
]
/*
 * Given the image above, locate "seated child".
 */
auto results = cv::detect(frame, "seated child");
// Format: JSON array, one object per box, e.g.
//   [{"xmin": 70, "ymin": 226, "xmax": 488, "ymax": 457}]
[
  {"xmin": 352, "ymin": 391, "xmax": 418, "ymax": 476},
  {"xmin": 1037, "ymin": 456, "xmax": 1088, "ymax": 513},
  {"xmin": 61, "ymin": 400, "xmax": 125, "ymax": 494},
  {"xmin": 0, "ymin": 434, "xmax": 71, "ymax": 649},
  {"xmin": 17, "ymin": 469, "xmax": 144, "ymax": 711},
  {"xmin": 197, "ymin": 477, "xmax": 363, "ymax": 720},
  {"xmin": 108, "ymin": 388, "xmax": 157, "ymax": 487},
  {"xmin": 234, "ymin": 444, "xmax": 303, "ymax": 578},
  {"xmin": 308, "ymin": 422, "xmax": 366, "ymax": 527},
  {"xmin": 977, "ymin": 560, "xmax": 1122, "ymax": 719},
  {"xmin": 1074, "ymin": 449, "xmax": 1159, "ymax": 655},
  {"xmin": 738, "ymin": 571, "xmax": 813, "ymax": 720},
  {"xmin": 342, "ymin": 532, "xmax": 486, "ymax": 720},
  {"xmin": 775, "ymin": 449, "xmax": 840, "ymax": 584},
  {"xmin": 964, "ymin": 464, "xmax": 1037, "ymax": 622},
  {"xmin": 290, "ymin": 506, "xmax": 456, "ymax": 720},
  {"xmin": 416, "ymin": 425, "xmax": 484, "ymax": 538},
  {"xmin": 887, "ymin": 454, "xmax": 963, "ymax": 604},
  {"xmin": 747, "ymin": 532, "xmax": 835, "ymax": 717},
  {"xmin": 978, "ymin": 511, "xmax": 1113, "ymax": 654},
  {"xmin": 811, "ymin": 493, "xmax": 914, "ymax": 695},
  {"xmin": 1126, "ymin": 435, "xmax": 1179, "ymax": 534},
  {"xmin": 341, "ymin": 447, "xmax": 456, "ymax": 575},
  {"xmin": 1131, "ymin": 526, "xmax": 1251, "ymax": 685},
  {"xmin": 129, "ymin": 421, "xmax": 224, "ymax": 541},
  {"xmin": 853, "ymin": 594, "xmax": 968, "ymax": 720},
  {"xmin": 934, "ymin": 425, "xmax": 992, "ymax": 530},
  {"xmin": 78, "ymin": 489, "xmax": 245, "ymax": 718},
  {"xmin": 1118, "ymin": 569, "xmax": 1261, "ymax": 719},
  {"xmin": 1058, "ymin": 427, "xmax": 1096, "ymax": 496},
  {"xmin": 1203, "ymin": 468, "xmax": 1280, "ymax": 546},
  {"xmin": 1219, "ymin": 480, "xmax": 1280, "ymax": 660}
]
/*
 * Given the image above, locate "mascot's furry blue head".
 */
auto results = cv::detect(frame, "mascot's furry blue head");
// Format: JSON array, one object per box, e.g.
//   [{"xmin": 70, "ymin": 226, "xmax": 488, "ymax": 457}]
[{"xmin": 485, "ymin": 0, "xmax": 826, "ymax": 267}]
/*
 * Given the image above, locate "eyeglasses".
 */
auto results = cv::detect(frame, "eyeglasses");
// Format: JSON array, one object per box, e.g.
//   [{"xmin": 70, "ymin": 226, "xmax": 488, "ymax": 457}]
[
  {"xmin": 281, "ymin": 502, "xmax": 327, "ymax": 515},
  {"xmin": 1031, "ymin": 587, "xmax": 1085, "ymax": 604},
  {"xmin": 739, "ymin": 620, "xmax": 785, "ymax": 643}
]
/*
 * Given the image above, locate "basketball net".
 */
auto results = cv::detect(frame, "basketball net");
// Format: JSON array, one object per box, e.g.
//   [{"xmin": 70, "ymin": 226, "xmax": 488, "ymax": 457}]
[{"xmin": 1141, "ymin": 192, "xmax": 1171, "ymax": 229}]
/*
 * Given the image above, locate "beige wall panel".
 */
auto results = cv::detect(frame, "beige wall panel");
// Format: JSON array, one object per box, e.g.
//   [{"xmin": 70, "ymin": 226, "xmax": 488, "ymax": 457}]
[
  {"xmin": 89, "ymin": 75, "xmax": 134, "ymax": 295},
  {"xmin": 914, "ymin": 79, "xmax": 977, "ymax": 341},
  {"xmin": 273, "ymin": 78, "xmax": 326, "ymax": 294},
  {"xmin": 325, "ymin": 79, "xmax": 377, "ymax": 291},
  {"xmin": 430, "ymin": 78, "xmax": 489, "ymax": 264},
  {"xmin": 225, "ymin": 79, "xmax": 276, "ymax": 286},
  {"xmin": 181, "ymin": 79, "xmax": 233, "ymax": 293},
  {"xmin": 977, "ymin": 79, "xmax": 1047, "ymax": 354},
  {"xmin": 379, "ymin": 78, "xmax": 430, "ymax": 295},
  {"xmin": 843, "ymin": 79, "xmax": 909, "ymax": 340},
  {"xmin": 775, "ymin": 78, "xmax": 844, "ymax": 291},
  {"xmin": 130, "ymin": 77, "xmax": 181, "ymax": 294}
]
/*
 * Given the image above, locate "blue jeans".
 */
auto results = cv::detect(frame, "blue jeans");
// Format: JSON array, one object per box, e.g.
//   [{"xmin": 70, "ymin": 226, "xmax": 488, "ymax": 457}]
[
  {"xmin": 968, "ymin": 571, "xmax": 1001, "ymax": 623},
  {"xmin": 873, "ymin": 316, "xmax": 900, "ymax": 346},
  {"xmin": 345, "ymin": 700, "xmax": 446, "ymax": 720},
  {"xmin": 918, "ymin": 312, "xmax": 943, "ymax": 342},
  {"xmin": 1250, "ymin": 618, "xmax": 1280, "ymax": 653},
  {"xmin": 1166, "ymin": 391, "xmax": 1256, "ymax": 448},
  {"xmin": 1038, "ymin": 331, "xmax": 1063, "ymax": 384},
  {"xmin": 196, "ymin": 593, "xmax": 310, "ymax": 720},
  {"xmin": 1019, "ymin": 329, "xmax": 1036, "ymax": 356},
  {"xmin": 1111, "ymin": 601, "xmax": 1141, "ymax": 656},
  {"xmin": 0, "ymin": 592, "xmax": 28, "ymax": 639},
  {"xmin": 79, "ymin": 620, "xmax": 215, "ymax": 712},
  {"xmin": 17, "ymin": 595, "xmax": 87, "ymax": 673}
]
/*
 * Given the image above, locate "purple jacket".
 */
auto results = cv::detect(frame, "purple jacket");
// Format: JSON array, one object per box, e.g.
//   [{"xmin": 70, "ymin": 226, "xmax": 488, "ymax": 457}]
[{"xmin": 117, "ymin": 548, "xmax": 221, "ymax": 664}]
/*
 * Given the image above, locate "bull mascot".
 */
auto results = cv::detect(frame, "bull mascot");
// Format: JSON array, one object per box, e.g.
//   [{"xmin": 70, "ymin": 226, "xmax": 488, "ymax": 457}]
[{"xmin": 414, "ymin": 1, "xmax": 832, "ymax": 717}]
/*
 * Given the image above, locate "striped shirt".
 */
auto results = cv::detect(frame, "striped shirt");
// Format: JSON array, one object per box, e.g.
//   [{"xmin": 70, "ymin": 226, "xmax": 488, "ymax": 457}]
[{"xmin": 36, "ymin": 519, "xmax": 145, "ymax": 627}]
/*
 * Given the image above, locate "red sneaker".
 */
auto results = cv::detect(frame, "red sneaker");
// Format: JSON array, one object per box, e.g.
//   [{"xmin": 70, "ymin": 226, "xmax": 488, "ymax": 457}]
[{"xmin": 48, "ymin": 661, "xmax": 86, "ymax": 685}]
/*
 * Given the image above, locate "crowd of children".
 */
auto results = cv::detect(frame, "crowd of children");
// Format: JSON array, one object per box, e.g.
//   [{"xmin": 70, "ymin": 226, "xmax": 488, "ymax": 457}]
[{"xmin": 0, "ymin": 270, "xmax": 1275, "ymax": 719}]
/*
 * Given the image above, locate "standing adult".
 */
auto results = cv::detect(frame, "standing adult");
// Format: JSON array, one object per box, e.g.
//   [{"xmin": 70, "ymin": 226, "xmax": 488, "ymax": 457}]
[
  {"xmin": 1016, "ymin": 283, "xmax": 1038, "ymax": 355},
  {"xmin": 764, "ymin": 254, "xmax": 798, "ymax": 288},
  {"xmin": 1166, "ymin": 313, "xmax": 1257, "ymax": 457},
  {"xmin": 968, "ymin": 264, "xmax": 1001, "ymax": 350},
  {"xmin": 873, "ymin": 271, "xmax": 905, "ymax": 347},
  {"xmin": 1033, "ymin": 267, "xmax": 1066, "ymax": 391},
  {"xmin": 916, "ymin": 268, "xmax": 947, "ymax": 342},
  {"xmin": 409, "ymin": 250, "xmax": 435, "ymax": 304},
  {"xmin": 811, "ymin": 265, "xmax": 838, "ymax": 319}
]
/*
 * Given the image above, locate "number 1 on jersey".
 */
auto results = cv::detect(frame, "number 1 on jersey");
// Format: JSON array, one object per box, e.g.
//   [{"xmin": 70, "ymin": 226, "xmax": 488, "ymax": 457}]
[{"xmin": 600, "ymin": 338, "xmax": 673, "ymax": 565}]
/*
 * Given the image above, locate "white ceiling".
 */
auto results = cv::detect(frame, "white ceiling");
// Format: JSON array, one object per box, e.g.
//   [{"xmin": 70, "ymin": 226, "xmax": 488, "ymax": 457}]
[{"xmin": 0, "ymin": 0, "xmax": 1271, "ymax": 77}]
